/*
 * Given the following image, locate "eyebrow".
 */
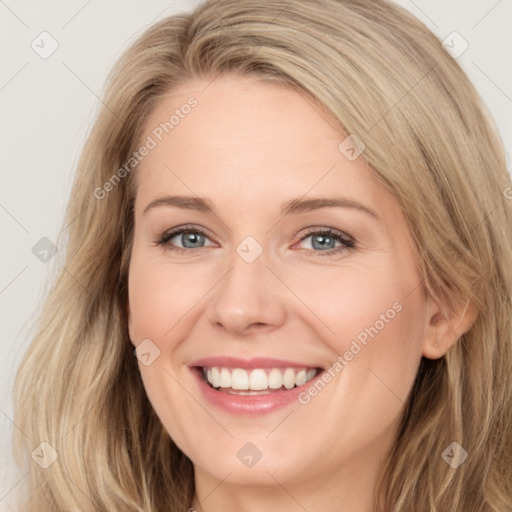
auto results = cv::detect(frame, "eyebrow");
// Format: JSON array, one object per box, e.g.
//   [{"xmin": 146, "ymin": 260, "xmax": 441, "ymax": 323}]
[{"xmin": 143, "ymin": 195, "xmax": 380, "ymax": 221}]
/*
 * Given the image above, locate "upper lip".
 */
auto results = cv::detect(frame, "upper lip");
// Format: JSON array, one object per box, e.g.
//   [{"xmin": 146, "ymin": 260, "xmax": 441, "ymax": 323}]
[{"xmin": 189, "ymin": 356, "xmax": 322, "ymax": 370}]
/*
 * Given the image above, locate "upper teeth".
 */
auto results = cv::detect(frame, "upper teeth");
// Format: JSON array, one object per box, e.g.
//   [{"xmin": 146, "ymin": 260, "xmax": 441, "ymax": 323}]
[{"xmin": 203, "ymin": 367, "xmax": 318, "ymax": 390}]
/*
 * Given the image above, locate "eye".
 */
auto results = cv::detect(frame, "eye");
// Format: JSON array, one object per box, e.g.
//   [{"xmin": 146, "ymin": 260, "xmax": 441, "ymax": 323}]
[
  {"xmin": 155, "ymin": 225, "xmax": 355, "ymax": 257},
  {"xmin": 155, "ymin": 224, "xmax": 215, "ymax": 253},
  {"xmin": 295, "ymin": 227, "xmax": 355, "ymax": 257}
]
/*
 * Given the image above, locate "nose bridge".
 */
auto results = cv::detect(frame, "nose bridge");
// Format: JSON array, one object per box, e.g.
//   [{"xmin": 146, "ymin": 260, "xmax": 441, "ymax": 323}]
[{"xmin": 206, "ymin": 235, "xmax": 286, "ymax": 334}]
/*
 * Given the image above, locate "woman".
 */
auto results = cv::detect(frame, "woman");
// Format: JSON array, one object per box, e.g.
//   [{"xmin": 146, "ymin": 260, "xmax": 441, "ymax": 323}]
[{"xmin": 13, "ymin": 0, "xmax": 512, "ymax": 510}]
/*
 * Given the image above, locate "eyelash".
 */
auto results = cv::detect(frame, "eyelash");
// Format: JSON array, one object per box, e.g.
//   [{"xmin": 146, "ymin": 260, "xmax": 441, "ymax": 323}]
[{"xmin": 155, "ymin": 224, "xmax": 355, "ymax": 257}]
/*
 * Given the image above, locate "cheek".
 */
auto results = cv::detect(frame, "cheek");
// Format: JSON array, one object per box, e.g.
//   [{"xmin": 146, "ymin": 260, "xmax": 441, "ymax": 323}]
[
  {"xmin": 350, "ymin": 299, "xmax": 424, "ymax": 413},
  {"xmin": 288, "ymin": 262, "xmax": 425, "ymax": 389},
  {"xmin": 127, "ymin": 253, "xmax": 211, "ymax": 341},
  {"xmin": 127, "ymin": 251, "xmax": 208, "ymax": 451},
  {"xmin": 284, "ymin": 261, "xmax": 410, "ymax": 340}
]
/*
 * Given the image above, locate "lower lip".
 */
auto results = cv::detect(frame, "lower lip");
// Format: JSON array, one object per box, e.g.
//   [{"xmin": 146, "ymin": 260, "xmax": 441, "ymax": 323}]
[{"xmin": 190, "ymin": 368, "xmax": 321, "ymax": 416}]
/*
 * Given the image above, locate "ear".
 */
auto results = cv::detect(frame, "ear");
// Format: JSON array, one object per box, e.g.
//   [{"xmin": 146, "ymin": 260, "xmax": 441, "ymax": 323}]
[
  {"xmin": 422, "ymin": 295, "xmax": 478, "ymax": 360},
  {"xmin": 127, "ymin": 301, "xmax": 136, "ymax": 346}
]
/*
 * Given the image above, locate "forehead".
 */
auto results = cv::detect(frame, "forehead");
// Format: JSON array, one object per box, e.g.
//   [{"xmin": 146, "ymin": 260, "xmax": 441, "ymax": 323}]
[{"xmin": 133, "ymin": 74, "xmax": 391, "ymax": 218}]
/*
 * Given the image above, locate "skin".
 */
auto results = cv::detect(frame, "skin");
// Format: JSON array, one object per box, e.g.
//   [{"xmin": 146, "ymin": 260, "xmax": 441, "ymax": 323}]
[{"xmin": 127, "ymin": 74, "xmax": 476, "ymax": 512}]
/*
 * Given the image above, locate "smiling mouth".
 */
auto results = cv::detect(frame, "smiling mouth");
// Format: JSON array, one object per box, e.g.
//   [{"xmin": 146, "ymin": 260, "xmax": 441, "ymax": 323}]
[{"xmin": 195, "ymin": 366, "xmax": 323, "ymax": 395}]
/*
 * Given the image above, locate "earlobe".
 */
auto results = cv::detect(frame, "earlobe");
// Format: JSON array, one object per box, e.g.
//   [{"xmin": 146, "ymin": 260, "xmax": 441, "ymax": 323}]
[{"xmin": 422, "ymin": 296, "xmax": 478, "ymax": 360}]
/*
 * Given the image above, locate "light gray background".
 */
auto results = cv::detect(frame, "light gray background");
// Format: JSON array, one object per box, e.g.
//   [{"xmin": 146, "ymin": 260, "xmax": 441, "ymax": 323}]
[{"xmin": 1, "ymin": 0, "xmax": 511, "ymax": 508}]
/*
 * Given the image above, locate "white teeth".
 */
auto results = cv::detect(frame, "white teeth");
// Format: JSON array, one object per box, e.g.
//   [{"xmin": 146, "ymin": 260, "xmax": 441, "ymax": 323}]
[
  {"xmin": 203, "ymin": 366, "xmax": 319, "ymax": 391},
  {"xmin": 295, "ymin": 370, "xmax": 307, "ymax": 386},
  {"xmin": 210, "ymin": 367, "xmax": 220, "ymax": 388},
  {"xmin": 231, "ymin": 368, "xmax": 249, "ymax": 390},
  {"xmin": 282, "ymin": 368, "xmax": 296, "ymax": 389},
  {"xmin": 249, "ymin": 369, "xmax": 268, "ymax": 390},
  {"xmin": 219, "ymin": 368, "xmax": 231, "ymax": 388},
  {"xmin": 268, "ymin": 368, "xmax": 283, "ymax": 389}
]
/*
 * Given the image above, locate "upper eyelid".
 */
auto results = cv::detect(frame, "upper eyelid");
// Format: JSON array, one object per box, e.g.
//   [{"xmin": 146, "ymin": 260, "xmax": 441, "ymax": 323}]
[
  {"xmin": 161, "ymin": 226, "xmax": 215, "ymax": 244},
  {"xmin": 300, "ymin": 226, "xmax": 353, "ymax": 241},
  {"xmin": 161, "ymin": 225, "xmax": 350, "ymax": 237}
]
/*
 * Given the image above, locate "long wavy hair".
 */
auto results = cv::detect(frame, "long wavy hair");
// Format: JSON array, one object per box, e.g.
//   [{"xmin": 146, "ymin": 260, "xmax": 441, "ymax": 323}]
[{"xmin": 13, "ymin": 0, "xmax": 512, "ymax": 510}]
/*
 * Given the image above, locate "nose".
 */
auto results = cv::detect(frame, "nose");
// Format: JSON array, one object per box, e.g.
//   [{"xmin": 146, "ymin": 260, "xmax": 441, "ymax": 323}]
[{"xmin": 206, "ymin": 245, "xmax": 287, "ymax": 337}]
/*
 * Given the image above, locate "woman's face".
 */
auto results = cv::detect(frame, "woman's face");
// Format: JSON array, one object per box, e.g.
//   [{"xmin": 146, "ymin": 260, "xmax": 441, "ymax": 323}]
[{"xmin": 127, "ymin": 74, "xmax": 435, "ymax": 497}]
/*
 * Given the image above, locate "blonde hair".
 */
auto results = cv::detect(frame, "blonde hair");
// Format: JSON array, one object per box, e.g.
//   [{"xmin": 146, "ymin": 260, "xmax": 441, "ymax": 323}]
[{"xmin": 13, "ymin": 0, "xmax": 512, "ymax": 510}]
